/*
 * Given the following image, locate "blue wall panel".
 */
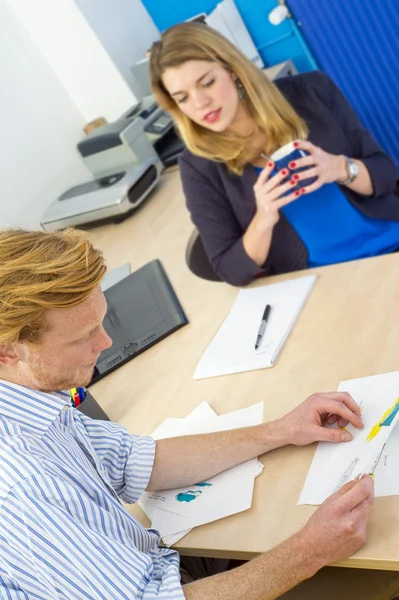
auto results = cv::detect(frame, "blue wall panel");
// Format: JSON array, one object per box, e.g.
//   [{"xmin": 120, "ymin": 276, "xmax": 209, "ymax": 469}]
[
  {"xmin": 142, "ymin": 0, "xmax": 215, "ymax": 32},
  {"xmin": 142, "ymin": 0, "xmax": 318, "ymax": 71},
  {"xmin": 288, "ymin": 0, "xmax": 399, "ymax": 165}
]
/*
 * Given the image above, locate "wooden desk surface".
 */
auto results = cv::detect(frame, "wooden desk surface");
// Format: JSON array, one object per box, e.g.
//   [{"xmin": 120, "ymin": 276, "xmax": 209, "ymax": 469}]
[{"xmin": 88, "ymin": 167, "xmax": 399, "ymax": 570}]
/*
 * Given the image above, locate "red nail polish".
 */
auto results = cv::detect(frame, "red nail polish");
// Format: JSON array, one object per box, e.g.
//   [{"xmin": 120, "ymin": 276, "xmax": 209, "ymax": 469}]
[
  {"xmin": 268, "ymin": 162, "xmax": 274, "ymax": 167},
  {"xmin": 293, "ymin": 174, "xmax": 300, "ymax": 180},
  {"xmin": 290, "ymin": 179, "xmax": 296, "ymax": 185},
  {"xmin": 301, "ymin": 187, "xmax": 306, "ymax": 193},
  {"xmin": 281, "ymin": 169, "xmax": 288, "ymax": 176},
  {"xmin": 293, "ymin": 142, "xmax": 299, "ymax": 148},
  {"xmin": 289, "ymin": 162, "xmax": 296, "ymax": 168},
  {"xmin": 295, "ymin": 190, "xmax": 301, "ymax": 196}
]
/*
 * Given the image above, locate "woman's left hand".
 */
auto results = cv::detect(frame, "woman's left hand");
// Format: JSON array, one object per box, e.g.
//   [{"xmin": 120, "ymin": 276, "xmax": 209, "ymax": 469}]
[{"xmin": 289, "ymin": 140, "xmax": 348, "ymax": 193}]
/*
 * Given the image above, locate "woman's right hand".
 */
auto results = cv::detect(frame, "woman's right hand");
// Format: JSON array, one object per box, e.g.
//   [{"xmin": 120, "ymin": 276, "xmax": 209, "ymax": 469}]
[{"xmin": 253, "ymin": 161, "xmax": 305, "ymax": 230}]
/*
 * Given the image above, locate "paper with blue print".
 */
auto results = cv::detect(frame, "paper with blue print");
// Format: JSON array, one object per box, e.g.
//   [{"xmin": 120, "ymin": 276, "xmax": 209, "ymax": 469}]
[{"xmin": 139, "ymin": 402, "xmax": 264, "ymax": 545}]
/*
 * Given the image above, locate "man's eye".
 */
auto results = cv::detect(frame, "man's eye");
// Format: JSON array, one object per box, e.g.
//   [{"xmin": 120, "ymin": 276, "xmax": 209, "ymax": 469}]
[
  {"xmin": 77, "ymin": 332, "xmax": 91, "ymax": 343},
  {"xmin": 203, "ymin": 79, "xmax": 215, "ymax": 88}
]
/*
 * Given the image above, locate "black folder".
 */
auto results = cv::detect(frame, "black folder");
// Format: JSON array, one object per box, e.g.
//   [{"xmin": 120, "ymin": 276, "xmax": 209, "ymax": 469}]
[{"xmin": 90, "ymin": 259, "xmax": 188, "ymax": 385}]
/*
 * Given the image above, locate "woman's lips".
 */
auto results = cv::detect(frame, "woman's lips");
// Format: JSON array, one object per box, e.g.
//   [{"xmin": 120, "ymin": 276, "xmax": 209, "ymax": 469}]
[{"xmin": 203, "ymin": 108, "xmax": 222, "ymax": 123}]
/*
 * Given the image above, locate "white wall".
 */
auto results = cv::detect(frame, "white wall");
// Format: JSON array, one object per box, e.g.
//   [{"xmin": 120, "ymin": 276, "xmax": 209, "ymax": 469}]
[
  {"xmin": 0, "ymin": 0, "xmax": 90, "ymax": 229},
  {"xmin": 7, "ymin": 0, "xmax": 138, "ymax": 123},
  {"xmin": 74, "ymin": 0, "xmax": 160, "ymax": 94}
]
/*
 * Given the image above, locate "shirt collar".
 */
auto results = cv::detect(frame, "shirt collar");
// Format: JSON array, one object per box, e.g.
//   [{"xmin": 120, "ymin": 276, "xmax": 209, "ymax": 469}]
[{"xmin": 0, "ymin": 379, "xmax": 72, "ymax": 437}]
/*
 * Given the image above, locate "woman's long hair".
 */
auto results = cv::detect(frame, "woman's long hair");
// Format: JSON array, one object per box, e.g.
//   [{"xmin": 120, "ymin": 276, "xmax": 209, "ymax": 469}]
[{"xmin": 150, "ymin": 22, "xmax": 308, "ymax": 174}]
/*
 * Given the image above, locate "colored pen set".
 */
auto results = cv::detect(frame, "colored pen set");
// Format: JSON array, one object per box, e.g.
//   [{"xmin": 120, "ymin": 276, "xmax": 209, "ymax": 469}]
[{"xmin": 70, "ymin": 387, "xmax": 87, "ymax": 407}]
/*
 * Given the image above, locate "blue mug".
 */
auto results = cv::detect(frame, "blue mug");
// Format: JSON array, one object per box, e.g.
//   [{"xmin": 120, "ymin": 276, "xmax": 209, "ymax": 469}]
[{"xmin": 269, "ymin": 141, "xmax": 317, "ymax": 195}]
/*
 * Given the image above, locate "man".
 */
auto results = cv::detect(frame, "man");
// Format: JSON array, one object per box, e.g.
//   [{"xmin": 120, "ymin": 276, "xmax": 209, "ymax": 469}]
[{"xmin": 0, "ymin": 228, "xmax": 398, "ymax": 600}]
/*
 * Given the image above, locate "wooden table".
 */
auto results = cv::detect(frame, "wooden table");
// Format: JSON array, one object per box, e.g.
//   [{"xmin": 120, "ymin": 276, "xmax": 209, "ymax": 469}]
[{"xmin": 88, "ymin": 167, "xmax": 399, "ymax": 570}]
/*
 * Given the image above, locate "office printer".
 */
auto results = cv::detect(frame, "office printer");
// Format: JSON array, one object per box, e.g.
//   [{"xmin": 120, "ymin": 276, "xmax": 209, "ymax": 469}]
[
  {"xmin": 41, "ymin": 112, "xmax": 163, "ymax": 231},
  {"xmin": 77, "ymin": 95, "xmax": 184, "ymax": 172},
  {"xmin": 121, "ymin": 95, "xmax": 185, "ymax": 167}
]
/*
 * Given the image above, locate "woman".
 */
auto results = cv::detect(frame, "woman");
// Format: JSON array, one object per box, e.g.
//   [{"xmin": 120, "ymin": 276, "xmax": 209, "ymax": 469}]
[{"xmin": 150, "ymin": 22, "xmax": 399, "ymax": 286}]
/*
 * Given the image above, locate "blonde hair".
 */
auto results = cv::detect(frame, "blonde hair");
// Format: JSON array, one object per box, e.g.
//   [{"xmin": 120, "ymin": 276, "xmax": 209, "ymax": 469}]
[
  {"xmin": 0, "ymin": 228, "xmax": 106, "ymax": 344},
  {"xmin": 150, "ymin": 22, "xmax": 308, "ymax": 174}
]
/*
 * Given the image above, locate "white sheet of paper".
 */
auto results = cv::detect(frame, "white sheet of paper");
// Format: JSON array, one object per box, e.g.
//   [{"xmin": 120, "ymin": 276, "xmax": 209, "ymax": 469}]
[
  {"xmin": 151, "ymin": 402, "xmax": 264, "ymax": 439},
  {"xmin": 193, "ymin": 275, "xmax": 316, "ymax": 380},
  {"xmin": 373, "ymin": 419, "xmax": 399, "ymax": 496},
  {"xmin": 150, "ymin": 462, "xmax": 264, "ymax": 540},
  {"xmin": 151, "ymin": 470, "xmax": 256, "ymax": 537},
  {"xmin": 148, "ymin": 459, "xmax": 264, "ymax": 545},
  {"xmin": 140, "ymin": 402, "xmax": 265, "ymax": 543},
  {"xmin": 299, "ymin": 371, "xmax": 399, "ymax": 505},
  {"xmin": 151, "ymin": 402, "xmax": 218, "ymax": 440},
  {"xmin": 142, "ymin": 460, "xmax": 261, "ymax": 519},
  {"xmin": 187, "ymin": 402, "xmax": 265, "ymax": 434},
  {"xmin": 162, "ymin": 531, "xmax": 191, "ymax": 547}
]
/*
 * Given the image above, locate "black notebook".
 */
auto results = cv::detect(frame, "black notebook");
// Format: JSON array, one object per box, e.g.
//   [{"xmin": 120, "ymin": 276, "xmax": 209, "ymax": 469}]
[{"xmin": 90, "ymin": 259, "xmax": 188, "ymax": 385}]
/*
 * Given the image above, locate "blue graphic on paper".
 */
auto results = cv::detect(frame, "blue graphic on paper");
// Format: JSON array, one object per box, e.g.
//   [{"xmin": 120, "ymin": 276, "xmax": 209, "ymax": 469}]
[
  {"xmin": 381, "ymin": 403, "xmax": 399, "ymax": 427},
  {"xmin": 176, "ymin": 482, "xmax": 213, "ymax": 503},
  {"xmin": 176, "ymin": 490, "xmax": 202, "ymax": 503}
]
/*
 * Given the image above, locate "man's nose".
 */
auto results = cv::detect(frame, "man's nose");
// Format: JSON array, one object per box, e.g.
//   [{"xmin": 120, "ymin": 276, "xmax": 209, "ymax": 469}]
[{"xmin": 98, "ymin": 327, "xmax": 112, "ymax": 351}]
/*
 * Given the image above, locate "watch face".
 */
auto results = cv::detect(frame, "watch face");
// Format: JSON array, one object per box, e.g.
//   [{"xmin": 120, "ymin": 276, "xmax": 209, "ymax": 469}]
[{"xmin": 349, "ymin": 160, "xmax": 359, "ymax": 177}]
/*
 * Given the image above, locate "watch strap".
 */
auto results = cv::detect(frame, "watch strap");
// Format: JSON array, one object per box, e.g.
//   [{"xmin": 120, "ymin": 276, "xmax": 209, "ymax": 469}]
[{"xmin": 336, "ymin": 156, "xmax": 359, "ymax": 185}]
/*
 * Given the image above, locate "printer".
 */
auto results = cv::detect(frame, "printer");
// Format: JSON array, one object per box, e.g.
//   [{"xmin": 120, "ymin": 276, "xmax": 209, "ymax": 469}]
[
  {"xmin": 41, "ymin": 106, "xmax": 163, "ymax": 231},
  {"xmin": 121, "ymin": 95, "xmax": 185, "ymax": 167}
]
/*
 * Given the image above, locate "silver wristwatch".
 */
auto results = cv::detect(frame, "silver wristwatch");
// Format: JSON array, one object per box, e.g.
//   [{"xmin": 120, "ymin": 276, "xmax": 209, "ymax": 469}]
[{"xmin": 336, "ymin": 156, "xmax": 359, "ymax": 185}]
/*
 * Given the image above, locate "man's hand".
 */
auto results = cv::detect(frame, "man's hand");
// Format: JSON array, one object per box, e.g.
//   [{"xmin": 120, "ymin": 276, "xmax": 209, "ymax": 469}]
[
  {"xmin": 296, "ymin": 475, "xmax": 374, "ymax": 570},
  {"xmin": 276, "ymin": 392, "xmax": 363, "ymax": 446},
  {"xmin": 183, "ymin": 476, "xmax": 374, "ymax": 600}
]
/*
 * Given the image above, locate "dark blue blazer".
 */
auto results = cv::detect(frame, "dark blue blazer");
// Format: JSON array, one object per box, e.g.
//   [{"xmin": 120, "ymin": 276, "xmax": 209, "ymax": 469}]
[{"xmin": 180, "ymin": 71, "xmax": 399, "ymax": 285}]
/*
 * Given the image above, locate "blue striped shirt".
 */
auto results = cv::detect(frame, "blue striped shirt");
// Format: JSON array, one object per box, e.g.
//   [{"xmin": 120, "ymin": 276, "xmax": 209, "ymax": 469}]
[{"xmin": 0, "ymin": 380, "xmax": 184, "ymax": 599}]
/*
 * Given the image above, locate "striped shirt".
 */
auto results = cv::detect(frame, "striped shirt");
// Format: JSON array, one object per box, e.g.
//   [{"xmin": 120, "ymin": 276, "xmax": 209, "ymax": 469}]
[{"xmin": 0, "ymin": 380, "xmax": 184, "ymax": 599}]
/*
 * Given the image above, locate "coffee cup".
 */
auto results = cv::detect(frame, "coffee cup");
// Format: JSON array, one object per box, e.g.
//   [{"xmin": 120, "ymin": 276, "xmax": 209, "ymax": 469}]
[{"xmin": 269, "ymin": 140, "xmax": 317, "ymax": 194}]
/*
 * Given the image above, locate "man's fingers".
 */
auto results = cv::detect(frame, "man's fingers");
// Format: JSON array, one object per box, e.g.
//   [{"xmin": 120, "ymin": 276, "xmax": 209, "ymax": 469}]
[
  {"xmin": 351, "ymin": 487, "xmax": 374, "ymax": 518},
  {"xmin": 334, "ymin": 478, "xmax": 358, "ymax": 496},
  {"xmin": 326, "ymin": 414, "xmax": 338, "ymax": 425},
  {"xmin": 316, "ymin": 425, "xmax": 353, "ymax": 443},
  {"xmin": 315, "ymin": 392, "xmax": 362, "ymax": 418},
  {"xmin": 324, "ymin": 415, "xmax": 349, "ymax": 429},
  {"xmin": 335, "ymin": 476, "xmax": 374, "ymax": 513},
  {"xmin": 316, "ymin": 398, "xmax": 363, "ymax": 430}
]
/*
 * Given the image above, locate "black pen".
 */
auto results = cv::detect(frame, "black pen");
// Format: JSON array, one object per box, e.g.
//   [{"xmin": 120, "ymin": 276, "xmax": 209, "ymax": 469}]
[{"xmin": 255, "ymin": 304, "xmax": 271, "ymax": 350}]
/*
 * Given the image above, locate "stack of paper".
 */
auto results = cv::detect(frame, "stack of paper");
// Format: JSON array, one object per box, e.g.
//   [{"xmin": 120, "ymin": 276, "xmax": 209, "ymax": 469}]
[
  {"xmin": 194, "ymin": 275, "xmax": 316, "ymax": 380},
  {"xmin": 139, "ymin": 402, "xmax": 264, "ymax": 546},
  {"xmin": 299, "ymin": 371, "xmax": 399, "ymax": 505}
]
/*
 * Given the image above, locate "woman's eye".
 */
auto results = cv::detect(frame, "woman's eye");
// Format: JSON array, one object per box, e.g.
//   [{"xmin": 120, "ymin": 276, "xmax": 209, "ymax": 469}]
[
  {"xmin": 203, "ymin": 79, "xmax": 215, "ymax": 88},
  {"xmin": 177, "ymin": 96, "xmax": 188, "ymax": 104}
]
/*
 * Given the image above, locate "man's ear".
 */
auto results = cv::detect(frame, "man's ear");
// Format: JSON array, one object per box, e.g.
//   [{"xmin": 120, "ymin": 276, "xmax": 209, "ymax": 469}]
[{"xmin": 0, "ymin": 344, "xmax": 24, "ymax": 366}]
